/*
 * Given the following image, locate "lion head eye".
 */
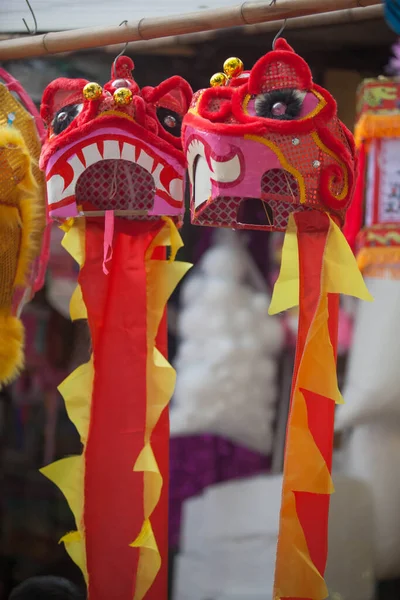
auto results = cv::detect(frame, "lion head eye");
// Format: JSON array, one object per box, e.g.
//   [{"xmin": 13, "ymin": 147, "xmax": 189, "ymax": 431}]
[
  {"xmin": 52, "ymin": 104, "xmax": 83, "ymax": 135},
  {"xmin": 156, "ymin": 107, "xmax": 182, "ymax": 137},
  {"xmin": 255, "ymin": 89, "xmax": 305, "ymax": 120}
]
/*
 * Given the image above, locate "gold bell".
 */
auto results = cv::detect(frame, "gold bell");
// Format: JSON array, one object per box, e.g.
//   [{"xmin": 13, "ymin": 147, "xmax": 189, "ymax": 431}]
[
  {"xmin": 113, "ymin": 87, "xmax": 133, "ymax": 105},
  {"xmin": 210, "ymin": 72, "xmax": 228, "ymax": 87},
  {"xmin": 223, "ymin": 57, "xmax": 244, "ymax": 78},
  {"xmin": 83, "ymin": 82, "xmax": 103, "ymax": 101}
]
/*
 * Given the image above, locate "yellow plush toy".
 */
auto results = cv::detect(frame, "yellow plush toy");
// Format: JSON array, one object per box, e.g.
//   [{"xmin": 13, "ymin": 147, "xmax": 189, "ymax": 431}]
[{"xmin": 0, "ymin": 74, "xmax": 46, "ymax": 384}]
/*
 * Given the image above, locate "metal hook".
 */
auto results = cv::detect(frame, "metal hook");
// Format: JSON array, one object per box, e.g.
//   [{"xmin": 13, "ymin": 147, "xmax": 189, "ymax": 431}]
[
  {"xmin": 22, "ymin": 0, "xmax": 38, "ymax": 35},
  {"xmin": 272, "ymin": 19, "xmax": 287, "ymax": 49},
  {"xmin": 113, "ymin": 20, "xmax": 129, "ymax": 73}
]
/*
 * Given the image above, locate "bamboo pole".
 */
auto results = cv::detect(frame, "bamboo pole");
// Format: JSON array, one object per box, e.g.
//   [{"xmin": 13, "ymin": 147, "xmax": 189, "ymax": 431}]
[
  {"xmin": 0, "ymin": 0, "xmax": 382, "ymax": 61},
  {"xmin": 103, "ymin": 4, "xmax": 383, "ymax": 55}
]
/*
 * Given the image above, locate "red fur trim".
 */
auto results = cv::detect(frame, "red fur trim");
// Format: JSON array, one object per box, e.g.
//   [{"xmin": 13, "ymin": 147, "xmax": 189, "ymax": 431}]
[
  {"xmin": 198, "ymin": 86, "xmax": 234, "ymax": 122},
  {"xmin": 274, "ymin": 38, "xmax": 295, "ymax": 53},
  {"xmin": 229, "ymin": 72, "xmax": 250, "ymax": 88},
  {"xmin": 41, "ymin": 78, "xmax": 89, "ymax": 123},
  {"xmin": 40, "ymin": 72, "xmax": 188, "ymax": 172},
  {"xmin": 145, "ymin": 115, "xmax": 159, "ymax": 135},
  {"xmin": 157, "ymin": 128, "xmax": 183, "ymax": 150},
  {"xmin": 317, "ymin": 125, "xmax": 355, "ymax": 215},
  {"xmin": 318, "ymin": 122, "xmax": 355, "ymax": 171},
  {"xmin": 182, "ymin": 111, "xmax": 265, "ymax": 138},
  {"xmin": 111, "ymin": 56, "xmax": 135, "ymax": 80},
  {"xmin": 41, "ymin": 114, "xmax": 185, "ymax": 170},
  {"xmin": 248, "ymin": 49, "xmax": 312, "ymax": 94},
  {"xmin": 141, "ymin": 86, "xmax": 154, "ymax": 102},
  {"xmin": 312, "ymin": 83, "xmax": 337, "ymax": 121},
  {"xmin": 132, "ymin": 95, "xmax": 147, "ymax": 127},
  {"xmin": 141, "ymin": 76, "xmax": 193, "ymax": 115},
  {"xmin": 45, "ymin": 98, "xmax": 98, "ymax": 143}
]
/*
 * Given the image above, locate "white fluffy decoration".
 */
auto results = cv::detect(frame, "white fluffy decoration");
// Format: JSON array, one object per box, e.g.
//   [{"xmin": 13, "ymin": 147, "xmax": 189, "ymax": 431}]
[
  {"xmin": 336, "ymin": 277, "xmax": 400, "ymax": 430},
  {"xmin": 337, "ymin": 275, "xmax": 400, "ymax": 580},
  {"xmin": 173, "ymin": 474, "xmax": 375, "ymax": 600},
  {"xmin": 341, "ymin": 420, "xmax": 400, "ymax": 579},
  {"xmin": 170, "ymin": 230, "xmax": 284, "ymax": 454}
]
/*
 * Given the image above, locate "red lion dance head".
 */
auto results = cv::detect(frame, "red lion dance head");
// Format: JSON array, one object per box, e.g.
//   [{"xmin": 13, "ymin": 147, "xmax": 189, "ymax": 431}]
[
  {"xmin": 39, "ymin": 56, "xmax": 192, "ymax": 223},
  {"xmin": 183, "ymin": 41, "xmax": 370, "ymax": 600},
  {"xmin": 38, "ymin": 58, "xmax": 193, "ymax": 600},
  {"xmin": 183, "ymin": 38, "xmax": 356, "ymax": 231}
]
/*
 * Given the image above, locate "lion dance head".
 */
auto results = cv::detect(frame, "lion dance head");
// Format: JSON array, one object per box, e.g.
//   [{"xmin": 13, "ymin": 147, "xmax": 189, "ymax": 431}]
[{"xmin": 183, "ymin": 39, "xmax": 356, "ymax": 231}]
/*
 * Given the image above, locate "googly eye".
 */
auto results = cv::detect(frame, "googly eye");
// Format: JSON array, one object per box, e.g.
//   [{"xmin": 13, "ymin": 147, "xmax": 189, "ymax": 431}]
[
  {"xmin": 164, "ymin": 115, "xmax": 177, "ymax": 128},
  {"xmin": 255, "ymin": 89, "xmax": 305, "ymax": 120},
  {"xmin": 52, "ymin": 104, "xmax": 83, "ymax": 135},
  {"xmin": 156, "ymin": 107, "xmax": 182, "ymax": 138},
  {"xmin": 271, "ymin": 102, "xmax": 287, "ymax": 116}
]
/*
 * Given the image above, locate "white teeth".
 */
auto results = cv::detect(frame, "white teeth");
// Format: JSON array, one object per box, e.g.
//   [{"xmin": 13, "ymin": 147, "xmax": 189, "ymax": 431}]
[
  {"xmin": 62, "ymin": 155, "xmax": 85, "ymax": 197},
  {"xmin": 103, "ymin": 140, "xmax": 121, "ymax": 160},
  {"xmin": 47, "ymin": 140, "xmax": 183, "ymax": 207},
  {"xmin": 68, "ymin": 154, "xmax": 86, "ymax": 175},
  {"xmin": 152, "ymin": 162, "xmax": 163, "ymax": 181},
  {"xmin": 47, "ymin": 174, "xmax": 65, "ymax": 205},
  {"xmin": 194, "ymin": 156, "xmax": 212, "ymax": 208},
  {"xmin": 82, "ymin": 144, "xmax": 103, "ymax": 168},
  {"xmin": 121, "ymin": 143, "xmax": 133, "ymax": 162},
  {"xmin": 210, "ymin": 154, "xmax": 241, "ymax": 183},
  {"xmin": 187, "ymin": 138, "xmax": 205, "ymax": 185},
  {"xmin": 186, "ymin": 139, "xmax": 240, "ymax": 196},
  {"xmin": 169, "ymin": 178, "xmax": 183, "ymax": 203},
  {"xmin": 151, "ymin": 162, "xmax": 168, "ymax": 196},
  {"xmin": 137, "ymin": 150, "xmax": 154, "ymax": 173}
]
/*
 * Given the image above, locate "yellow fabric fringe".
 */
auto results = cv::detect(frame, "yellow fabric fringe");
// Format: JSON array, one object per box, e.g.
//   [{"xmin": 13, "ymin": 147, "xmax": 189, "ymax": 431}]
[
  {"xmin": 40, "ymin": 219, "xmax": 90, "ymax": 584},
  {"xmin": 41, "ymin": 217, "xmax": 191, "ymax": 599},
  {"xmin": 354, "ymin": 113, "xmax": 400, "ymax": 147},
  {"xmin": 131, "ymin": 217, "xmax": 191, "ymax": 600},
  {"xmin": 270, "ymin": 215, "xmax": 371, "ymax": 600}
]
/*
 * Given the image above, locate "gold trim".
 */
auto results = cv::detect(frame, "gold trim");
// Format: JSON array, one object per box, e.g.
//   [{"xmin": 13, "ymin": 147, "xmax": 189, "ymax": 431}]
[
  {"xmin": 96, "ymin": 110, "xmax": 135, "ymax": 122},
  {"xmin": 243, "ymin": 93, "xmax": 251, "ymax": 115},
  {"xmin": 244, "ymin": 134, "xmax": 306, "ymax": 204}
]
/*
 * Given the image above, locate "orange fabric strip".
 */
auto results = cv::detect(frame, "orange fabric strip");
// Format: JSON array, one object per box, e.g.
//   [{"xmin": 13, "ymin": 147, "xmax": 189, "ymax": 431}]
[{"xmin": 273, "ymin": 211, "xmax": 334, "ymax": 600}]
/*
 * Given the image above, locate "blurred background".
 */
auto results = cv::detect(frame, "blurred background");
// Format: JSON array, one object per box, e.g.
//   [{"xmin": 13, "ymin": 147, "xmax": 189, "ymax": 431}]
[{"xmin": 0, "ymin": 1, "xmax": 399, "ymax": 599}]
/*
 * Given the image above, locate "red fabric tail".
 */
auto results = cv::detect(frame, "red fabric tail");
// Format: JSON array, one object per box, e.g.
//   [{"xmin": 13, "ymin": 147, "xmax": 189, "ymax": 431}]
[
  {"xmin": 284, "ymin": 213, "xmax": 338, "ymax": 600},
  {"xmin": 79, "ymin": 219, "xmax": 168, "ymax": 600}
]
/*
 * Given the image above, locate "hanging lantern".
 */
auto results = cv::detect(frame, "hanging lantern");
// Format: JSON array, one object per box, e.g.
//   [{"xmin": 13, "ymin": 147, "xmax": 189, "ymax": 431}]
[
  {"xmin": 337, "ymin": 61, "xmax": 400, "ymax": 581},
  {"xmin": 345, "ymin": 74, "xmax": 400, "ymax": 274}
]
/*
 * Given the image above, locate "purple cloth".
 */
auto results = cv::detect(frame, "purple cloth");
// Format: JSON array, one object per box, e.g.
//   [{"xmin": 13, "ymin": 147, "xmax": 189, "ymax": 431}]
[
  {"xmin": 168, "ymin": 228, "xmax": 273, "ymax": 549},
  {"xmin": 169, "ymin": 434, "xmax": 271, "ymax": 549}
]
